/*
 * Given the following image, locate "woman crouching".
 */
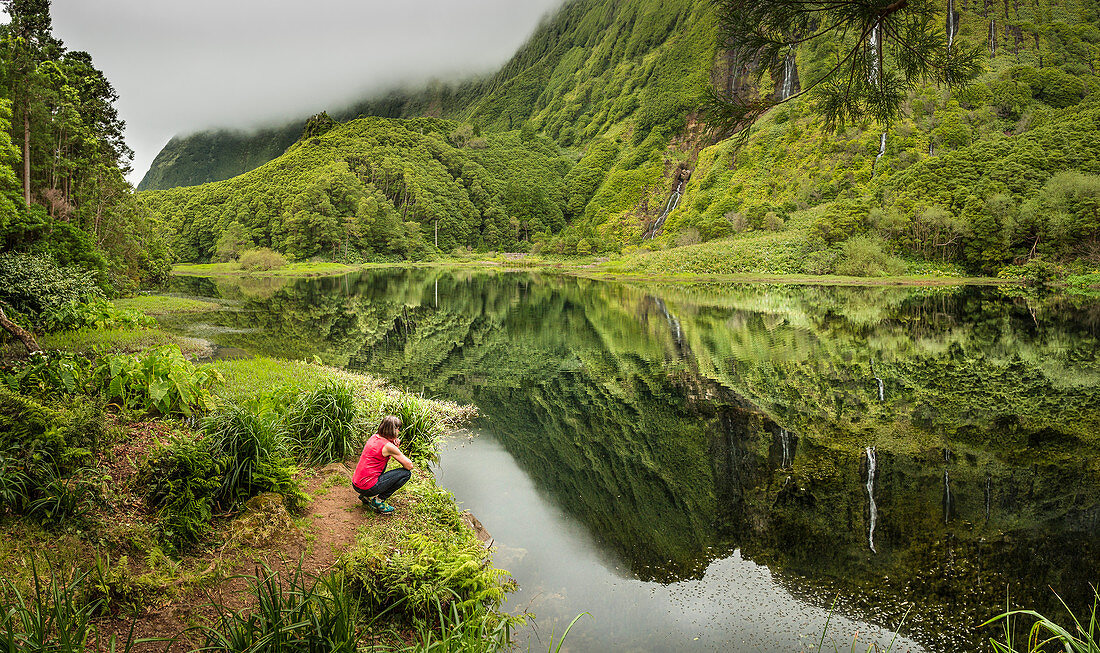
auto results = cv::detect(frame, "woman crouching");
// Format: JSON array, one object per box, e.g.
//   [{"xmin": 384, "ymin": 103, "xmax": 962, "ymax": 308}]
[{"xmin": 352, "ymin": 415, "xmax": 413, "ymax": 514}]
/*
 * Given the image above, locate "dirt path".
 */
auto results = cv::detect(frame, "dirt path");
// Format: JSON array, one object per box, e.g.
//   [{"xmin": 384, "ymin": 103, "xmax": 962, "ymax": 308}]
[{"xmin": 96, "ymin": 463, "xmax": 409, "ymax": 652}]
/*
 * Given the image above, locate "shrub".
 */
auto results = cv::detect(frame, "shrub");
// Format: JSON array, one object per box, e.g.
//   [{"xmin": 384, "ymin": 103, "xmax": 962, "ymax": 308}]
[
  {"xmin": 94, "ymin": 346, "xmax": 223, "ymax": 417},
  {"xmin": 203, "ymin": 404, "xmax": 305, "ymax": 511},
  {"xmin": 41, "ymin": 299, "xmax": 156, "ymax": 333},
  {"xmin": 1022, "ymin": 257, "xmax": 1061, "ymax": 287},
  {"xmin": 1, "ymin": 351, "xmax": 93, "ymax": 397},
  {"xmin": 0, "ymin": 252, "xmax": 103, "ymax": 321},
  {"xmin": 238, "ymin": 248, "xmax": 287, "ymax": 271},
  {"xmin": 835, "ymin": 236, "xmax": 907, "ymax": 277},
  {"xmin": 283, "ymin": 381, "xmax": 359, "ymax": 465},
  {"xmin": 138, "ymin": 434, "xmax": 220, "ymax": 547},
  {"xmin": 802, "ymin": 248, "xmax": 840, "ymax": 275}
]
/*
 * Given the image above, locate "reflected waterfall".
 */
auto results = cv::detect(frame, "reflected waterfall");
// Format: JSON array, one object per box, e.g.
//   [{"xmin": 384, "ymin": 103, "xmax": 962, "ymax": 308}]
[{"xmin": 866, "ymin": 446, "xmax": 878, "ymax": 553}]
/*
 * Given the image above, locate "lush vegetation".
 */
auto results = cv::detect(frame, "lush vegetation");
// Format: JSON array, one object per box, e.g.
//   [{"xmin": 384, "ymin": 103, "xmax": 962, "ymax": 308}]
[
  {"xmin": 138, "ymin": 118, "xmax": 573, "ymax": 261},
  {"xmin": 0, "ymin": 2, "xmax": 172, "ymax": 292},
  {"xmin": 136, "ymin": 0, "xmax": 1100, "ymax": 280}
]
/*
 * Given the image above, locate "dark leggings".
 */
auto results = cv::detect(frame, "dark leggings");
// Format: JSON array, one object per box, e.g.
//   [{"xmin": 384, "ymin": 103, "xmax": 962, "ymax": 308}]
[{"xmin": 354, "ymin": 468, "xmax": 411, "ymax": 502}]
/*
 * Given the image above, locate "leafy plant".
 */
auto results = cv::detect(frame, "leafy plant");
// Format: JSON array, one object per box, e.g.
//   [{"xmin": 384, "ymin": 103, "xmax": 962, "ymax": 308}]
[
  {"xmin": 1, "ymin": 351, "xmax": 93, "ymax": 397},
  {"xmin": 138, "ymin": 434, "xmax": 220, "ymax": 547},
  {"xmin": 41, "ymin": 299, "xmax": 156, "ymax": 333},
  {"xmin": 0, "ymin": 252, "xmax": 104, "ymax": 321},
  {"xmin": 94, "ymin": 345, "xmax": 223, "ymax": 416},
  {"xmin": 284, "ymin": 381, "xmax": 360, "ymax": 465}
]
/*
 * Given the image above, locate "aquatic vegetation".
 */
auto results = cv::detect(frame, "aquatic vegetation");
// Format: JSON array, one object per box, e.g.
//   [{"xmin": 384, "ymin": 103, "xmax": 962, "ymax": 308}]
[{"xmin": 986, "ymin": 588, "xmax": 1100, "ymax": 653}]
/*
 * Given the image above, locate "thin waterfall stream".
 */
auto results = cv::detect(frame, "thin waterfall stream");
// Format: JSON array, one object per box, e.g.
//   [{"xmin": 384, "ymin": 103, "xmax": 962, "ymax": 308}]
[
  {"xmin": 644, "ymin": 179, "xmax": 685, "ymax": 239},
  {"xmin": 947, "ymin": 0, "xmax": 958, "ymax": 52},
  {"xmin": 866, "ymin": 446, "xmax": 878, "ymax": 554}
]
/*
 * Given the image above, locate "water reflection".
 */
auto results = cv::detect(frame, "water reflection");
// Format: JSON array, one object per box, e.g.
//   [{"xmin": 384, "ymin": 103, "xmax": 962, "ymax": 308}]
[{"xmin": 167, "ymin": 270, "xmax": 1100, "ymax": 651}]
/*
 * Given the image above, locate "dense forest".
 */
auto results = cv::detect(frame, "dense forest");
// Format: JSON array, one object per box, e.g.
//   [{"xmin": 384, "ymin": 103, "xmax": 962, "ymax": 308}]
[
  {"xmin": 137, "ymin": 0, "xmax": 1100, "ymax": 276},
  {"xmin": 0, "ymin": 0, "xmax": 171, "ymax": 301}
]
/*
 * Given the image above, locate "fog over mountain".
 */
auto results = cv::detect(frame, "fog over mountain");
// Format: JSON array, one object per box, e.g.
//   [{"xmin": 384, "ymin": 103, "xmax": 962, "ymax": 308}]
[{"xmin": 43, "ymin": 0, "xmax": 565, "ymax": 183}]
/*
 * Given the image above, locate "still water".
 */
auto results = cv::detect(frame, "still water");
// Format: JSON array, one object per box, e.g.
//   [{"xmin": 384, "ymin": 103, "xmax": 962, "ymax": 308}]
[{"xmin": 167, "ymin": 269, "xmax": 1100, "ymax": 652}]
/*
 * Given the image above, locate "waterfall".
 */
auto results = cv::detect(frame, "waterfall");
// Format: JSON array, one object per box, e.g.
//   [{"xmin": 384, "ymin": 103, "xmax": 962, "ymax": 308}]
[
  {"xmin": 943, "ymin": 468, "xmax": 953, "ymax": 524},
  {"xmin": 871, "ymin": 132, "xmax": 887, "ymax": 178},
  {"xmin": 868, "ymin": 22, "xmax": 882, "ymax": 84},
  {"xmin": 865, "ymin": 447, "xmax": 878, "ymax": 553},
  {"xmin": 947, "ymin": 0, "xmax": 958, "ymax": 52},
  {"xmin": 990, "ymin": 19, "xmax": 996, "ymax": 55},
  {"xmin": 870, "ymin": 359, "xmax": 885, "ymax": 401},
  {"xmin": 779, "ymin": 429, "xmax": 793, "ymax": 468},
  {"xmin": 780, "ymin": 51, "xmax": 797, "ymax": 100},
  {"xmin": 990, "ymin": 472, "xmax": 998, "ymax": 518},
  {"xmin": 644, "ymin": 179, "xmax": 684, "ymax": 240}
]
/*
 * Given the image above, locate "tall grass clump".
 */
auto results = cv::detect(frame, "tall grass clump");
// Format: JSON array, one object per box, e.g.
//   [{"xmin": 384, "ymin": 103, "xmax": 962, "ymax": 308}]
[
  {"xmin": 382, "ymin": 394, "xmax": 446, "ymax": 464},
  {"xmin": 198, "ymin": 562, "xmax": 360, "ymax": 652},
  {"xmin": 284, "ymin": 381, "xmax": 359, "ymax": 465},
  {"xmin": 986, "ymin": 588, "xmax": 1100, "ymax": 652},
  {"xmin": 202, "ymin": 403, "xmax": 305, "ymax": 511},
  {"xmin": 0, "ymin": 562, "xmax": 157, "ymax": 652}
]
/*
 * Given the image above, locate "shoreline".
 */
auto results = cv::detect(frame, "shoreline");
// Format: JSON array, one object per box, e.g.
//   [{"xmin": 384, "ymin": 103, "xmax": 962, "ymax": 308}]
[
  {"xmin": 172, "ymin": 260, "xmax": 1022, "ymax": 287},
  {"xmin": 0, "ymin": 300, "xmax": 511, "ymax": 651}
]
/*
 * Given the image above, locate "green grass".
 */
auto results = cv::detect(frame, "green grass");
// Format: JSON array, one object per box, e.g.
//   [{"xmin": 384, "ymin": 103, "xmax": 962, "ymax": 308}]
[
  {"xmin": 207, "ymin": 358, "xmax": 476, "ymax": 428},
  {"xmin": 172, "ymin": 261, "xmax": 358, "ymax": 277},
  {"xmin": 39, "ymin": 328, "xmax": 211, "ymax": 357},
  {"xmin": 113, "ymin": 295, "xmax": 219, "ymax": 315},
  {"xmin": 592, "ymin": 233, "xmax": 1009, "ymax": 284}
]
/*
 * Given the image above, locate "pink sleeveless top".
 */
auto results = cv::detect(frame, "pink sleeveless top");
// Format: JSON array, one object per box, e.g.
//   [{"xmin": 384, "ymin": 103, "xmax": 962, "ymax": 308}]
[{"xmin": 353, "ymin": 434, "xmax": 390, "ymax": 490}]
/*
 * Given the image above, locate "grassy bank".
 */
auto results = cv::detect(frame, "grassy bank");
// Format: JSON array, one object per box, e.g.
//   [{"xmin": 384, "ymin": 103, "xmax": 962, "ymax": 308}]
[
  {"xmin": 0, "ymin": 299, "xmax": 514, "ymax": 651},
  {"xmin": 173, "ymin": 261, "xmax": 359, "ymax": 277}
]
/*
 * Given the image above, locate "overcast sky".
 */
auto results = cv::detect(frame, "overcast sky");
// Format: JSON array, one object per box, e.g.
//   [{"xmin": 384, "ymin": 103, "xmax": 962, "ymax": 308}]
[{"xmin": 21, "ymin": 0, "xmax": 564, "ymax": 183}]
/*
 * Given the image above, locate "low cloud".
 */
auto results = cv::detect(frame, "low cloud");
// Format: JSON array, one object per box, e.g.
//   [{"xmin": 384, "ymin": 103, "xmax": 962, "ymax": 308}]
[{"xmin": 47, "ymin": 0, "xmax": 564, "ymax": 183}]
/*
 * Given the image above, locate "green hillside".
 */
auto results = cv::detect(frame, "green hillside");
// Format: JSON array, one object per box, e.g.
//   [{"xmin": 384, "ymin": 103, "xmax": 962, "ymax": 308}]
[
  {"xmin": 138, "ymin": 0, "xmax": 719, "ymax": 259},
  {"xmin": 139, "ymin": 0, "xmax": 1100, "ymax": 274}
]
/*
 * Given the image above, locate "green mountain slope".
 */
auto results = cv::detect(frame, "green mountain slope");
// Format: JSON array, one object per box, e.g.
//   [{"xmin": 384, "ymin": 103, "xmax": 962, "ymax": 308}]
[
  {"xmin": 139, "ymin": 0, "xmax": 721, "ymax": 260},
  {"xmin": 139, "ymin": 117, "xmax": 572, "ymax": 261},
  {"xmin": 141, "ymin": 0, "xmax": 1100, "ymax": 273}
]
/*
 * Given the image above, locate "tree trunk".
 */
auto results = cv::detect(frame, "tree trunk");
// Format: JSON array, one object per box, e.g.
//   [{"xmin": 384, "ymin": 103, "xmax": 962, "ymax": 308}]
[
  {"xmin": 23, "ymin": 109, "xmax": 31, "ymax": 206},
  {"xmin": 0, "ymin": 307, "xmax": 41, "ymax": 353}
]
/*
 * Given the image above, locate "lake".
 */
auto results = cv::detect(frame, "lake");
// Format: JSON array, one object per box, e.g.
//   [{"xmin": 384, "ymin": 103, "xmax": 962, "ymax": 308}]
[{"xmin": 166, "ymin": 269, "xmax": 1100, "ymax": 652}]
